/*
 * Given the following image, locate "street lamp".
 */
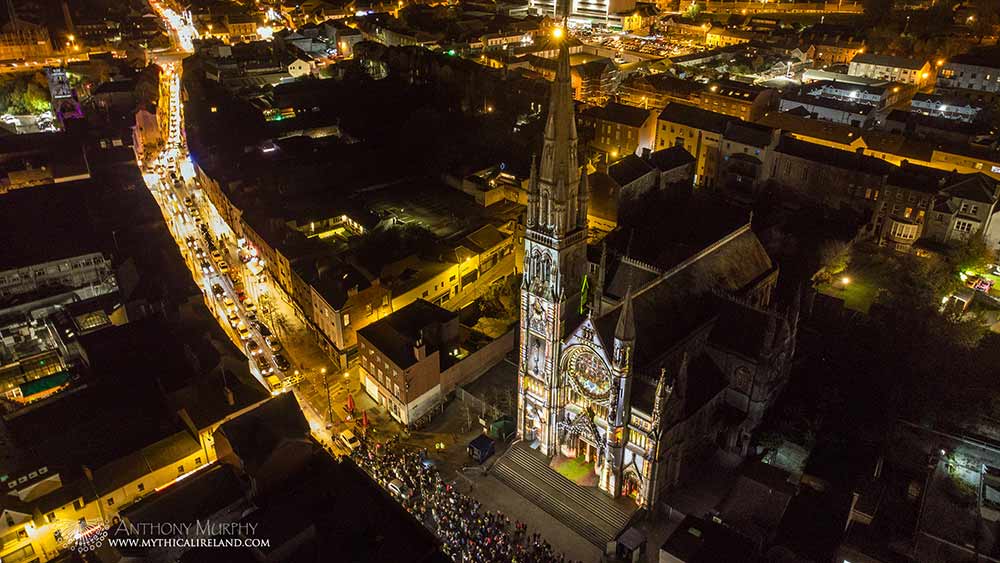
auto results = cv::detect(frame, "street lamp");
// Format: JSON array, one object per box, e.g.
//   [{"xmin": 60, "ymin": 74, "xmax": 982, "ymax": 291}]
[{"xmin": 322, "ymin": 367, "xmax": 334, "ymax": 429}]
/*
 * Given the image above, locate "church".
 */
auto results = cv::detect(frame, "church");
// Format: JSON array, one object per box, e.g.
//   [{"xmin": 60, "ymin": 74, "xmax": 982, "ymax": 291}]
[{"xmin": 512, "ymin": 20, "xmax": 798, "ymax": 513}]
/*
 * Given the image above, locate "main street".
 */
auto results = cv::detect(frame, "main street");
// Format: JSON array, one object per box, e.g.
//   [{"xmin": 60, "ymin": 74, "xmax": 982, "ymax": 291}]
[{"xmin": 141, "ymin": 3, "xmax": 399, "ymax": 457}]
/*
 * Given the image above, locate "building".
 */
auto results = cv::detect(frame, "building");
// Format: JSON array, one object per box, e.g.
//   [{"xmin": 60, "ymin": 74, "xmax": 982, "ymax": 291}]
[
  {"xmin": 800, "ymin": 25, "xmax": 865, "ymax": 65},
  {"xmin": 705, "ymin": 26, "xmax": 754, "ymax": 48},
  {"xmin": 645, "ymin": 145, "xmax": 696, "ymax": 188},
  {"xmin": 655, "ymin": 103, "xmax": 732, "ymax": 188},
  {"xmin": 0, "ymin": 21, "xmax": 53, "ymax": 61},
  {"xmin": 357, "ymin": 299, "xmax": 459, "ymax": 427},
  {"xmin": 579, "ymin": 101, "xmax": 657, "ymax": 158},
  {"xmin": 0, "ymin": 133, "xmax": 91, "ymax": 193},
  {"xmin": 616, "ymin": 74, "xmax": 702, "ymax": 111},
  {"xmin": 924, "ymin": 172, "xmax": 1000, "ymax": 249},
  {"xmin": 506, "ymin": 27, "xmax": 793, "ymax": 521},
  {"xmin": 617, "ymin": 4, "xmax": 658, "ymax": 35},
  {"xmin": 909, "ymin": 93, "xmax": 984, "ymax": 122},
  {"xmin": 718, "ymin": 120, "xmax": 780, "ymax": 195},
  {"xmin": 779, "ymin": 93, "xmax": 877, "ymax": 127},
  {"xmin": 531, "ymin": 0, "xmax": 637, "ymax": 28},
  {"xmin": 698, "ymin": 80, "xmax": 777, "ymax": 123},
  {"xmin": 769, "ymin": 135, "xmax": 892, "ymax": 213},
  {"xmin": 937, "ymin": 49, "xmax": 1000, "ymax": 100},
  {"xmin": 802, "ymin": 80, "xmax": 905, "ymax": 111},
  {"xmin": 848, "ymin": 53, "xmax": 932, "ymax": 87},
  {"xmin": 660, "ymin": 514, "xmax": 758, "ymax": 563}
]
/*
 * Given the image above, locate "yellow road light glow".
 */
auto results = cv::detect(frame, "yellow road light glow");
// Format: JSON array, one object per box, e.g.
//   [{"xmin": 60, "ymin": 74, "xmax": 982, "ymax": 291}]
[
  {"xmin": 552, "ymin": 26, "xmax": 563, "ymax": 39},
  {"xmin": 841, "ymin": 276, "xmax": 851, "ymax": 285}
]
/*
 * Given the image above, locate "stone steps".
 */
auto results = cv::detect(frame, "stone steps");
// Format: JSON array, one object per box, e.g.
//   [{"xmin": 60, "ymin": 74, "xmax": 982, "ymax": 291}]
[
  {"xmin": 492, "ymin": 457, "xmax": 614, "ymax": 547},
  {"xmin": 506, "ymin": 446, "xmax": 631, "ymax": 528},
  {"xmin": 490, "ymin": 444, "xmax": 633, "ymax": 547}
]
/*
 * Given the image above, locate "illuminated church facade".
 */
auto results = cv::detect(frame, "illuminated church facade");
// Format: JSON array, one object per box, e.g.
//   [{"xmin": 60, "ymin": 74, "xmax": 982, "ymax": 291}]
[{"xmin": 515, "ymin": 23, "xmax": 798, "ymax": 509}]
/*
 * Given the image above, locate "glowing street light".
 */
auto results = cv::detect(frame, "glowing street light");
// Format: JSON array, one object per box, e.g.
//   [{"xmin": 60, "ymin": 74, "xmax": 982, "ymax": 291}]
[
  {"xmin": 552, "ymin": 26, "xmax": 564, "ymax": 39},
  {"xmin": 841, "ymin": 276, "xmax": 851, "ymax": 286}
]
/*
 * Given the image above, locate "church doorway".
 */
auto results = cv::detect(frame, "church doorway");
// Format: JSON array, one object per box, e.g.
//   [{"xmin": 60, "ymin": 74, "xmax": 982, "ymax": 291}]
[{"xmin": 622, "ymin": 470, "xmax": 641, "ymax": 499}]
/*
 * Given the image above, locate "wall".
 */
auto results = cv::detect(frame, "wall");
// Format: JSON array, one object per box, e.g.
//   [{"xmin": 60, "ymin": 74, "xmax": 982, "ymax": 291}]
[{"xmin": 440, "ymin": 328, "xmax": 515, "ymax": 395}]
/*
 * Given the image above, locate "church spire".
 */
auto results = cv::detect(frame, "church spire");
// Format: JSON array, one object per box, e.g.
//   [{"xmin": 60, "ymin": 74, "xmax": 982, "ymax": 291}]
[
  {"xmin": 614, "ymin": 287, "xmax": 636, "ymax": 342},
  {"xmin": 534, "ymin": 9, "xmax": 580, "ymax": 238}
]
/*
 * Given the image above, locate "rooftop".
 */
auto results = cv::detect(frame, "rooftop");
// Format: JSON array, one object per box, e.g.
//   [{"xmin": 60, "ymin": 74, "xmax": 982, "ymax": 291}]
[
  {"xmin": 658, "ymin": 102, "xmax": 735, "ymax": 134},
  {"xmin": 646, "ymin": 145, "xmax": 695, "ymax": 171},
  {"xmin": 660, "ymin": 514, "xmax": 756, "ymax": 563},
  {"xmin": 357, "ymin": 299, "xmax": 457, "ymax": 369},
  {"xmin": 580, "ymin": 102, "xmax": 651, "ymax": 128},
  {"xmin": 851, "ymin": 52, "xmax": 926, "ymax": 70},
  {"xmin": 608, "ymin": 154, "xmax": 655, "ymax": 186}
]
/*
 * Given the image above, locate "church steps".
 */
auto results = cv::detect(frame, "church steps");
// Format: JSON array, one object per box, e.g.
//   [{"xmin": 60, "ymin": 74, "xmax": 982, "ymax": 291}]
[
  {"xmin": 492, "ymin": 456, "xmax": 615, "ymax": 547},
  {"xmin": 506, "ymin": 446, "xmax": 631, "ymax": 527}
]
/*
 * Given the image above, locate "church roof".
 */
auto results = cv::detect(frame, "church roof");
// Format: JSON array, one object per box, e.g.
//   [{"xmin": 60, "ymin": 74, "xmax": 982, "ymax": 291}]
[{"xmin": 595, "ymin": 227, "xmax": 774, "ymax": 372}]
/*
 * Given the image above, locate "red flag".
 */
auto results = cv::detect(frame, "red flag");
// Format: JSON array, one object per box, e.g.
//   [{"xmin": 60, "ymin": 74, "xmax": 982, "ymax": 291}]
[
  {"xmin": 362, "ymin": 410, "xmax": 370, "ymax": 429},
  {"xmin": 346, "ymin": 393, "xmax": 355, "ymax": 413}
]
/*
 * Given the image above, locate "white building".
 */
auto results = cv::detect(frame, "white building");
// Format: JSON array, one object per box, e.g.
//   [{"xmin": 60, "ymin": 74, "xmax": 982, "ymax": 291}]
[{"xmin": 848, "ymin": 53, "xmax": 932, "ymax": 87}]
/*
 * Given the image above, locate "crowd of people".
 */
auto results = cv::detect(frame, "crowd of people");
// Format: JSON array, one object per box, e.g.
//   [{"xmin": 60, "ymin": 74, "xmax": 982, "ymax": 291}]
[{"xmin": 352, "ymin": 439, "xmax": 584, "ymax": 563}]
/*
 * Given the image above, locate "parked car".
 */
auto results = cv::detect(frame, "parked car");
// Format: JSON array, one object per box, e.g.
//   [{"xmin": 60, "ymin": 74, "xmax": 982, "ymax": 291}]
[
  {"xmin": 237, "ymin": 322, "xmax": 251, "ymax": 340},
  {"xmin": 199, "ymin": 260, "xmax": 213, "ymax": 274},
  {"xmin": 211, "ymin": 283, "xmax": 225, "ymax": 297},
  {"xmin": 246, "ymin": 339, "xmax": 262, "ymax": 356},
  {"xmin": 388, "ymin": 479, "xmax": 411, "ymax": 499},
  {"xmin": 265, "ymin": 336, "xmax": 281, "ymax": 352},
  {"xmin": 256, "ymin": 355, "xmax": 274, "ymax": 375},
  {"xmin": 339, "ymin": 429, "xmax": 361, "ymax": 452},
  {"xmin": 273, "ymin": 353, "xmax": 290, "ymax": 372},
  {"xmin": 226, "ymin": 310, "xmax": 239, "ymax": 328}
]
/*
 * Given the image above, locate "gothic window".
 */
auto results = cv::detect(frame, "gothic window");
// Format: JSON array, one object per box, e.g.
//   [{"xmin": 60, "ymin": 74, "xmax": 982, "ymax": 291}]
[{"xmin": 562, "ymin": 346, "xmax": 612, "ymax": 404}]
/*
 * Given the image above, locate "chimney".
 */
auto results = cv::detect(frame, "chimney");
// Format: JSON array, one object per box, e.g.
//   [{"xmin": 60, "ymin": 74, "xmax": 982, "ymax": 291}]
[
  {"xmin": 224, "ymin": 386, "xmax": 235, "ymax": 406},
  {"xmin": 413, "ymin": 336, "xmax": 426, "ymax": 361}
]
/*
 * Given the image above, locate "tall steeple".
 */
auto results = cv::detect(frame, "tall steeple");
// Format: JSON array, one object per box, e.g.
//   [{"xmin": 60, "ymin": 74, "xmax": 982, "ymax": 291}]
[
  {"xmin": 528, "ymin": 1, "xmax": 586, "ymax": 239},
  {"xmin": 516, "ymin": 8, "xmax": 591, "ymax": 457}
]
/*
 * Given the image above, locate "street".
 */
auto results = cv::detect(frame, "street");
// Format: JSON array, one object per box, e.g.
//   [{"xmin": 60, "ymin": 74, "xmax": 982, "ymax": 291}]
[{"xmin": 140, "ymin": 6, "xmax": 401, "ymax": 459}]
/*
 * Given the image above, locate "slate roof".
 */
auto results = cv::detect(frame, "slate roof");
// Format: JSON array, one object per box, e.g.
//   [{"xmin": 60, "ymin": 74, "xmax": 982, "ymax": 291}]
[
  {"xmin": 709, "ymin": 300, "xmax": 787, "ymax": 360},
  {"xmin": 581, "ymin": 102, "xmax": 651, "ymax": 128},
  {"xmin": 646, "ymin": 146, "xmax": 695, "ymax": 171},
  {"xmin": 775, "ymin": 136, "xmax": 892, "ymax": 176},
  {"xmin": 608, "ymin": 154, "xmax": 655, "ymax": 186},
  {"xmin": 218, "ymin": 393, "xmax": 310, "ymax": 475},
  {"xmin": 723, "ymin": 121, "xmax": 774, "ymax": 148},
  {"xmin": 357, "ymin": 299, "xmax": 457, "ymax": 369},
  {"xmin": 91, "ymin": 431, "xmax": 201, "ymax": 496},
  {"xmin": 660, "ymin": 514, "xmax": 757, "ymax": 563},
  {"xmin": 658, "ymin": 102, "xmax": 734, "ymax": 134},
  {"xmin": 595, "ymin": 226, "xmax": 773, "ymax": 372},
  {"xmin": 851, "ymin": 53, "xmax": 926, "ymax": 70},
  {"xmin": 942, "ymin": 174, "xmax": 999, "ymax": 204}
]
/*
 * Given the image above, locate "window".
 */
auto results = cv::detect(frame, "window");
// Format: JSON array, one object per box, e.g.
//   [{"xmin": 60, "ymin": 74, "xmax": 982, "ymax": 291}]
[
  {"xmin": 449, "ymin": 275, "xmax": 456, "ymax": 281},
  {"xmin": 971, "ymin": 205, "xmax": 979, "ymax": 214},
  {"xmin": 177, "ymin": 465, "xmax": 185, "ymax": 474},
  {"xmin": 393, "ymin": 383, "xmax": 400, "ymax": 397},
  {"xmin": 343, "ymin": 313, "xmax": 351, "ymax": 326},
  {"xmin": 366, "ymin": 304, "xmax": 373, "ymax": 316},
  {"xmin": 107, "ymin": 498, "xmax": 114, "ymax": 506},
  {"xmin": 195, "ymin": 457, "xmax": 202, "ymax": 465},
  {"xmin": 47, "ymin": 512, "xmax": 55, "ymax": 523},
  {"xmin": 137, "ymin": 483, "xmax": 145, "ymax": 492},
  {"xmin": 421, "ymin": 290, "xmax": 428, "ymax": 298},
  {"xmin": 955, "ymin": 220, "xmax": 974, "ymax": 233},
  {"xmin": 904, "ymin": 207, "xmax": 912, "ymax": 218},
  {"xmin": 961, "ymin": 203, "xmax": 969, "ymax": 212},
  {"xmin": 73, "ymin": 499, "xmax": 83, "ymax": 510}
]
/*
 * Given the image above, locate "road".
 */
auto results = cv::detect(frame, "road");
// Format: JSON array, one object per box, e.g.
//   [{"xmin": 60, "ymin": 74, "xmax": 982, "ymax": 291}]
[{"xmin": 140, "ymin": 8, "xmax": 401, "ymax": 457}]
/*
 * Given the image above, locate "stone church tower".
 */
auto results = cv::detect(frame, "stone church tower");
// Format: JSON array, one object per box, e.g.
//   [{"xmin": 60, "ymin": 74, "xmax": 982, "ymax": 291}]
[{"xmin": 516, "ymin": 17, "xmax": 590, "ymax": 457}]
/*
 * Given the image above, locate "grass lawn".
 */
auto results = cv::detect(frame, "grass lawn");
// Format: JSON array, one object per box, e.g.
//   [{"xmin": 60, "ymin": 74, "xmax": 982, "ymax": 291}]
[
  {"xmin": 552, "ymin": 456, "xmax": 596, "ymax": 485},
  {"xmin": 818, "ymin": 278, "xmax": 880, "ymax": 313},
  {"xmin": 816, "ymin": 246, "xmax": 901, "ymax": 313}
]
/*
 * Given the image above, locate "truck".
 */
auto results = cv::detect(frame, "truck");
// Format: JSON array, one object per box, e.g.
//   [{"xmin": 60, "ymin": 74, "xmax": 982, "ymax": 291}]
[{"xmin": 265, "ymin": 375, "xmax": 284, "ymax": 395}]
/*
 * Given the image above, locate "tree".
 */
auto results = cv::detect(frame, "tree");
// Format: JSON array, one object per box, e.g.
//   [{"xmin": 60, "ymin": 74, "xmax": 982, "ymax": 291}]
[{"xmin": 814, "ymin": 239, "xmax": 852, "ymax": 283}]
